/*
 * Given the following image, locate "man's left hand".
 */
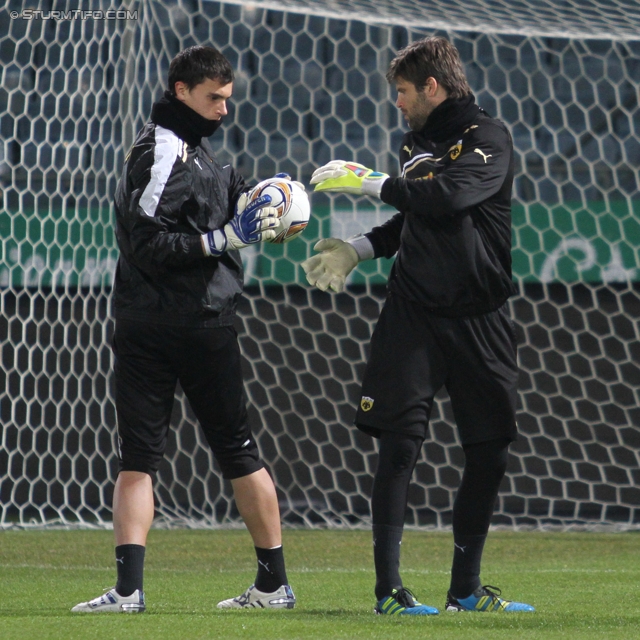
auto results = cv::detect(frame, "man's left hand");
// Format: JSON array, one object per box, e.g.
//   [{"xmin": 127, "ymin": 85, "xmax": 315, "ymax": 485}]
[
  {"xmin": 310, "ymin": 160, "xmax": 389, "ymax": 198},
  {"xmin": 301, "ymin": 238, "xmax": 360, "ymax": 293}
]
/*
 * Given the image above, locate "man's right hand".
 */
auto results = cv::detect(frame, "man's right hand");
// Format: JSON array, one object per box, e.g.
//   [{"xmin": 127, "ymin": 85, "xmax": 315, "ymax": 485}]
[
  {"xmin": 301, "ymin": 238, "xmax": 360, "ymax": 293},
  {"xmin": 202, "ymin": 193, "xmax": 279, "ymax": 256}
]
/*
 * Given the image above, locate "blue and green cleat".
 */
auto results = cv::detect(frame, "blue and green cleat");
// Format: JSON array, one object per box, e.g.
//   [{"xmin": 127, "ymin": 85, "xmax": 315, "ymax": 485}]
[
  {"xmin": 375, "ymin": 587, "xmax": 439, "ymax": 616},
  {"xmin": 446, "ymin": 585, "xmax": 535, "ymax": 612}
]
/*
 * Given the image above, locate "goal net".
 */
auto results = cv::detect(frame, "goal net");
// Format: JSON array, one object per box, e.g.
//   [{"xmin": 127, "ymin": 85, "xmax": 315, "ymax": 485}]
[{"xmin": 1, "ymin": 0, "xmax": 639, "ymax": 529}]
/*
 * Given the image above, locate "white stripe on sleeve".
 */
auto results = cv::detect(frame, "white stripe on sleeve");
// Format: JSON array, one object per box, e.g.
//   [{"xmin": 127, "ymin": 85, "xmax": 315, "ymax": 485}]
[
  {"xmin": 401, "ymin": 152, "xmax": 436, "ymax": 177},
  {"xmin": 139, "ymin": 125, "xmax": 182, "ymax": 217}
]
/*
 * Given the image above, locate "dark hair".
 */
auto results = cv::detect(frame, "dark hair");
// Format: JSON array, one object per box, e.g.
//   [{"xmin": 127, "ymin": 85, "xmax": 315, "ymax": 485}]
[
  {"xmin": 386, "ymin": 36, "xmax": 471, "ymax": 99},
  {"xmin": 168, "ymin": 45, "xmax": 234, "ymax": 95}
]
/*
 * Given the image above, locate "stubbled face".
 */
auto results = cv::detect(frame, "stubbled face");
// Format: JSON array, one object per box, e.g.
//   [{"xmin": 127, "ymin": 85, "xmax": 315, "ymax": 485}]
[
  {"xmin": 174, "ymin": 77, "xmax": 233, "ymax": 120},
  {"xmin": 395, "ymin": 77, "xmax": 438, "ymax": 131}
]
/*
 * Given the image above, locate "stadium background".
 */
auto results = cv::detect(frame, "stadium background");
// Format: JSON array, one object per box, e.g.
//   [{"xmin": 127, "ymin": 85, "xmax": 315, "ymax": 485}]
[{"xmin": 0, "ymin": 0, "xmax": 639, "ymax": 529}]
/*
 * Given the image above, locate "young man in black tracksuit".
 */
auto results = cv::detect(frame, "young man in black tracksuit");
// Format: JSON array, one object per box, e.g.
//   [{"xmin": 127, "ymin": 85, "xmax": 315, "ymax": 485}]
[
  {"xmin": 72, "ymin": 46, "xmax": 297, "ymax": 613},
  {"xmin": 303, "ymin": 36, "xmax": 534, "ymax": 615}
]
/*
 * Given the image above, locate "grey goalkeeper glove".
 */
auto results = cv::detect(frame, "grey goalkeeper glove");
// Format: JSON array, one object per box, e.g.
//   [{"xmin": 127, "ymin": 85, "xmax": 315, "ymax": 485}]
[{"xmin": 302, "ymin": 238, "xmax": 362, "ymax": 293}]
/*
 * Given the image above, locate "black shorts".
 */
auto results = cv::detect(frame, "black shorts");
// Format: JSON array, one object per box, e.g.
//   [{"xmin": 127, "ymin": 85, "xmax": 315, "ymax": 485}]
[
  {"xmin": 113, "ymin": 319, "xmax": 263, "ymax": 479},
  {"xmin": 356, "ymin": 293, "xmax": 518, "ymax": 445}
]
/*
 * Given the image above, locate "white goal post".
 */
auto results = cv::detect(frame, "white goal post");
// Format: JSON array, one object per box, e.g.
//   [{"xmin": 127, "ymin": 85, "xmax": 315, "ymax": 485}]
[{"xmin": 1, "ymin": 0, "xmax": 639, "ymax": 529}]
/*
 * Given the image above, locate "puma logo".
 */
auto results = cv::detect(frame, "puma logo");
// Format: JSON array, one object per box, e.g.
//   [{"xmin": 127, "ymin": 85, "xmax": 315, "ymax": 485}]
[
  {"xmin": 474, "ymin": 148, "xmax": 492, "ymax": 163},
  {"xmin": 194, "ymin": 158, "xmax": 203, "ymax": 170},
  {"xmin": 258, "ymin": 560, "xmax": 272, "ymax": 573},
  {"xmin": 403, "ymin": 145, "xmax": 414, "ymax": 156},
  {"xmin": 116, "ymin": 557, "xmax": 124, "ymax": 564},
  {"xmin": 454, "ymin": 544, "xmax": 466, "ymax": 553}
]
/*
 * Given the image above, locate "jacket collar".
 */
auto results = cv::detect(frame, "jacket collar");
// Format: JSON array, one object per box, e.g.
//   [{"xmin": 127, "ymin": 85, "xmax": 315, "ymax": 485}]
[
  {"xmin": 150, "ymin": 90, "xmax": 222, "ymax": 147},
  {"xmin": 418, "ymin": 94, "xmax": 481, "ymax": 143}
]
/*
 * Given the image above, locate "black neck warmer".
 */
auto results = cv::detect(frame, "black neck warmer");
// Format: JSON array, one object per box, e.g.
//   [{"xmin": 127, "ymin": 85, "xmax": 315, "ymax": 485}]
[
  {"xmin": 418, "ymin": 94, "xmax": 481, "ymax": 143},
  {"xmin": 150, "ymin": 90, "xmax": 222, "ymax": 147}
]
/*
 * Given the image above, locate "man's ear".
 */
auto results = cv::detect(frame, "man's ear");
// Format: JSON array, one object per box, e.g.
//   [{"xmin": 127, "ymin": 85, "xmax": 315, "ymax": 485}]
[
  {"xmin": 174, "ymin": 81, "xmax": 188, "ymax": 100},
  {"xmin": 424, "ymin": 77, "xmax": 438, "ymax": 97}
]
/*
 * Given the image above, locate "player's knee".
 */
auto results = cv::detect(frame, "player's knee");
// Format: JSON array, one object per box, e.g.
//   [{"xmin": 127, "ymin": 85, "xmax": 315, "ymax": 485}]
[
  {"xmin": 380, "ymin": 433, "xmax": 422, "ymax": 475},
  {"xmin": 213, "ymin": 437, "xmax": 264, "ymax": 479},
  {"xmin": 463, "ymin": 437, "xmax": 510, "ymax": 480},
  {"xmin": 390, "ymin": 445, "xmax": 417, "ymax": 472}
]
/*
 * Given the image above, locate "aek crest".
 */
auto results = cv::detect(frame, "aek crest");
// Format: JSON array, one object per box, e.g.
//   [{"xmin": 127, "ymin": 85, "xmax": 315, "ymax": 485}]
[{"xmin": 360, "ymin": 396, "xmax": 374, "ymax": 412}]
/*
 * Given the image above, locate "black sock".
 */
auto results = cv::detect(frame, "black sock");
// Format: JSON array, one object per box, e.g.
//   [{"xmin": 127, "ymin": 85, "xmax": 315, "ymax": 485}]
[
  {"xmin": 449, "ymin": 534, "xmax": 486, "ymax": 599},
  {"xmin": 449, "ymin": 438, "xmax": 510, "ymax": 599},
  {"xmin": 373, "ymin": 524, "xmax": 404, "ymax": 600},
  {"xmin": 254, "ymin": 545, "xmax": 288, "ymax": 593},
  {"xmin": 115, "ymin": 544, "xmax": 145, "ymax": 597}
]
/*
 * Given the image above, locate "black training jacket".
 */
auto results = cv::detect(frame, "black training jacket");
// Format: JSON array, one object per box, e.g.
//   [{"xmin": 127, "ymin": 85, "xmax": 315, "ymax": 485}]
[
  {"xmin": 366, "ymin": 95, "xmax": 518, "ymax": 317},
  {"xmin": 113, "ymin": 93, "xmax": 246, "ymax": 327}
]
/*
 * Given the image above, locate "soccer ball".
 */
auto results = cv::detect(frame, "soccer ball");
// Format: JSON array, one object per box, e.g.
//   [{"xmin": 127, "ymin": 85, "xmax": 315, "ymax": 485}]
[{"xmin": 248, "ymin": 177, "xmax": 311, "ymax": 244}]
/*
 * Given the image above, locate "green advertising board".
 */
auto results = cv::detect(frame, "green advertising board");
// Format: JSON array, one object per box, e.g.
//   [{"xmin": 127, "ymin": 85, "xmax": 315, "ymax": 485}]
[
  {"xmin": 511, "ymin": 200, "xmax": 639, "ymax": 283},
  {"xmin": 0, "ymin": 199, "xmax": 638, "ymax": 287},
  {"xmin": 0, "ymin": 205, "xmax": 117, "ymax": 288}
]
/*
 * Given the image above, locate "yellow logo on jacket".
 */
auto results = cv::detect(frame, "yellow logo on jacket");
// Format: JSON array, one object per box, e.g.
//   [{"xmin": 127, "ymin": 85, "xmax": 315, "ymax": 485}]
[
  {"xmin": 360, "ymin": 396, "xmax": 374, "ymax": 412},
  {"xmin": 449, "ymin": 143, "xmax": 462, "ymax": 160}
]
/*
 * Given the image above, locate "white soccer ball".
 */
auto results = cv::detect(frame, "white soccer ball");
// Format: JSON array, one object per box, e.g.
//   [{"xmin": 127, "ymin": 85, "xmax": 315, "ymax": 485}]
[{"xmin": 248, "ymin": 177, "xmax": 311, "ymax": 244}]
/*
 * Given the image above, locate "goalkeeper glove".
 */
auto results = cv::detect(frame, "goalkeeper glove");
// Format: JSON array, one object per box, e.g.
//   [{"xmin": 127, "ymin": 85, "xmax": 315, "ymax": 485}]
[
  {"xmin": 301, "ymin": 238, "xmax": 360, "ymax": 293},
  {"xmin": 202, "ymin": 193, "xmax": 279, "ymax": 257},
  {"xmin": 310, "ymin": 160, "xmax": 389, "ymax": 198}
]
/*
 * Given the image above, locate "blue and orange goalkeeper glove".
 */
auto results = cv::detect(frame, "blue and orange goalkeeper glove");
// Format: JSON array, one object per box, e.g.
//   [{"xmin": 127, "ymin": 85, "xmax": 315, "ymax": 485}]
[
  {"xmin": 310, "ymin": 160, "xmax": 389, "ymax": 198},
  {"xmin": 201, "ymin": 193, "xmax": 279, "ymax": 257}
]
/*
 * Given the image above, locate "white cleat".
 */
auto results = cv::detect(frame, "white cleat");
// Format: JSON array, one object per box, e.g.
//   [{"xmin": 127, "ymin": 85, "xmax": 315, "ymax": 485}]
[
  {"xmin": 217, "ymin": 584, "xmax": 296, "ymax": 609},
  {"xmin": 71, "ymin": 588, "xmax": 146, "ymax": 613}
]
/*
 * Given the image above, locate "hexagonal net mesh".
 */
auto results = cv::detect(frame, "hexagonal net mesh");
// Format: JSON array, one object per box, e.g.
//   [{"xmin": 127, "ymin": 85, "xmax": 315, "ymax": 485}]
[{"xmin": 1, "ymin": 0, "xmax": 639, "ymax": 529}]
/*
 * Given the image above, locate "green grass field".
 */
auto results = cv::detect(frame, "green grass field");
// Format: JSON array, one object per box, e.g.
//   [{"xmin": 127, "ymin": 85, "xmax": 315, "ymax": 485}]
[{"xmin": 1, "ymin": 529, "xmax": 639, "ymax": 639}]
